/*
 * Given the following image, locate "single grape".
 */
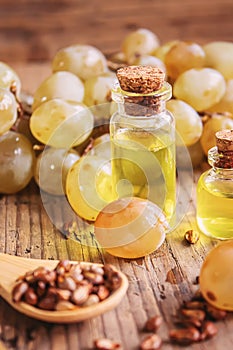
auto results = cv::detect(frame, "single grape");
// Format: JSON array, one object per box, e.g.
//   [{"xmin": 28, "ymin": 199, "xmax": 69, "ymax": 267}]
[
  {"xmin": 34, "ymin": 147, "xmax": 80, "ymax": 195},
  {"xmin": 83, "ymin": 72, "xmax": 116, "ymax": 119},
  {"xmin": 153, "ymin": 40, "xmax": 178, "ymax": 61},
  {"xmin": 0, "ymin": 131, "xmax": 34, "ymax": 194},
  {"xmin": 32, "ymin": 71, "xmax": 84, "ymax": 111},
  {"xmin": 122, "ymin": 28, "xmax": 160, "ymax": 64},
  {"xmin": 166, "ymin": 99, "xmax": 203, "ymax": 146},
  {"xmin": 164, "ymin": 41, "xmax": 205, "ymax": 81},
  {"xmin": 67, "ymin": 133, "xmax": 113, "ymax": 220},
  {"xmin": 203, "ymin": 41, "xmax": 233, "ymax": 80},
  {"xmin": 66, "ymin": 154, "xmax": 115, "ymax": 221},
  {"xmin": 52, "ymin": 44, "xmax": 108, "ymax": 81},
  {"xmin": 131, "ymin": 55, "xmax": 166, "ymax": 74},
  {"xmin": 0, "ymin": 88, "xmax": 17, "ymax": 135},
  {"xmin": 173, "ymin": 68, "xmax": 226, "ymax": 112},
  {"xmin": 0, "ymin": 62, "xmax": 21, "ymax": 97},
  {"xmin": 30, "ymin": 99, "xmax": 94, "ymax": 148},
  {"xmin": 94, "ymin": 197, "xmax": 169, "ymax": 259},
  {"xmin": 207, "ymin": 79, "xmax": 233, "ymax": 115},
  {"xmin": 200, "ymin": 113, "xmax": 233, "ymax": 155},
  {"xmin": 199, "ymin": 240, "xmax": 233, "ymax": 311},
  {"xmin": 84, "ymin": 72, "xmax": 116, "ymax": 107}
]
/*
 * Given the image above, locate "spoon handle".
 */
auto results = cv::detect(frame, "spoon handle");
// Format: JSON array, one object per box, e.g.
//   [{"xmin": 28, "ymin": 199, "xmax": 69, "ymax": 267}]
[{"xmin": 0, "ymin": 254, "xmax": 57, "ymax": 293}]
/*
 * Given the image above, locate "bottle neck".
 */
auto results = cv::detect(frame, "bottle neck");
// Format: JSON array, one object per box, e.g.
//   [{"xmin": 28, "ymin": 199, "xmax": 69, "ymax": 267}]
[{"xmin": 112, "ymin": 81, "xmax": 172, "ymax": 117}]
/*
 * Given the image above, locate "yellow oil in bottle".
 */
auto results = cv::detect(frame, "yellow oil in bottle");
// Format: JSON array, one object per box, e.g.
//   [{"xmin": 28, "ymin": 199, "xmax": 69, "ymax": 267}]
[
  {"xmin": 197, "ymin": 172, "xmax": 233, "ymax": 239},
  {"xmin": 111, "ymin": 128, "xmax": 176, "ymax": 224}
]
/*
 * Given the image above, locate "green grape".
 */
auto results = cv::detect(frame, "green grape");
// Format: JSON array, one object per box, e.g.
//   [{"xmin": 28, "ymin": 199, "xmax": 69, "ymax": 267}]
[
  {"xmin": 0, "ymin": 88, "xmax": 17, "ymax": 135},
  {"xmin": 32, "ymin": 71, "xmax": 84, "ymax": 111},
  {"xmin": 83, "ymin": 72, "xmax": 116, "ymax": 118},
  {"xmin": 207, "ymin": 79, "xmax": 233, "ymax": 115},
  {"xmin": 0, "ymin": 131, "xmax": 34, "ymax": 194},
  {"xmin": 66, "ymin": 154, "xmax": 115, "ymax": 221},
  {"xmin": 84, "ymin": 72, "xmax": 116, "ymax": 106},
  {"xmin": 67, "ymin": 133, "xmax": 113, "ymax": 220},
  {"xmin": 34, "ymin": 147, "xmax": 80, "ymax": 195},
  {"xmin": 153, "ymin": 40, "xmax": 178, "ymax": 61},
  {"xmin": 164, "ymin": 41, "xmax": 205, "ymax": 81},
  {"xmin": 122, "ymin": 28, "xmax": 160, "ymax": 64},
  {"xmin": 166, "ymin": 99, "xmax": 203, "ymax": 146},
  {"xmin": 200, "ymin": 113, "xmax": 233, "ymax": 155},
  {"xmin": 30, "ymin": 99, "xmax": 94, "ymax": 148},
  {"xmin": 0, "ymin": 62, "xmax": 21, "ymax": 97},
  {"xmin": 200, "ymin": 240, "xmax": 233, "ymax": 311},
  {"xmin": 94, "ymin": 197, "xmax": 168, "ymax": 259},
  {"xmin": 52, "ymin": 44, "xmax": 108, "ymax": 81},
  {"xmin": 131, "ymin": 55, "xmax": 166, "ymax": 74},
  {"xmin": 203, "ymin": 41, "xmax": 233, "ymax": 80},
  {"xmin": 173, "ymin": 68, "xmax": 226, "ymax": 112}
]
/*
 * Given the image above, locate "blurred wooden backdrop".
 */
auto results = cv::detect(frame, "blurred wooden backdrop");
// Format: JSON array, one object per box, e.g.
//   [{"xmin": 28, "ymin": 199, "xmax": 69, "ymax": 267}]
[{"xmin": 0, "ymin": 0, "xmax": 232, "ymax": 63}]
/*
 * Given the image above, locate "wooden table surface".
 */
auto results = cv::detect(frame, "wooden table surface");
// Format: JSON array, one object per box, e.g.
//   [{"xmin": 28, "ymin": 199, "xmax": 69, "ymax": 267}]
[
  {"xmin": 0, "ymin": 63, "xmax": 232, "ymax": 350},
  {"xmin": 1, "ymin": 0, "xmax": 233, "ymax": 63},
  {"xmin": 0, "ymin": 1, "xmax": 233, "ymax": 346}
]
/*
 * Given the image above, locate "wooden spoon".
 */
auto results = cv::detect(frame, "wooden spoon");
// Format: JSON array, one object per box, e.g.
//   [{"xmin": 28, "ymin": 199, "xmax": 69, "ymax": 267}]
[{"xmin": 0, "ymin": 253, "xmax": 128, "ymax": 323}]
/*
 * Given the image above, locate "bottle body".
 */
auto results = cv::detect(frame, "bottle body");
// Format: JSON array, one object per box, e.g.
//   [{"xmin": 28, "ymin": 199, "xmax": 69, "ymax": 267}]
[
  {"xmin": 110, "ymin": 84, "xmax": 176, "ymax": 226},
  {"xmin": 197, "ymin": 146, "xmax": 233, "ymax": 239}
]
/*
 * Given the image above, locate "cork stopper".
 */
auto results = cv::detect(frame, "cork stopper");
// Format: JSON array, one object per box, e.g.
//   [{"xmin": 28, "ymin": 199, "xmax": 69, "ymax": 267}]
[
  {"xmin": 216, "ymin": 129, "xmax": 233, "ymax": 152},
  {"xmin": 213, "ymin": 129, "xmax": 233, "ymax": 168},
  {"xmin": 116, "ymin": 66, "xmax": 165, "ymax": 94}
]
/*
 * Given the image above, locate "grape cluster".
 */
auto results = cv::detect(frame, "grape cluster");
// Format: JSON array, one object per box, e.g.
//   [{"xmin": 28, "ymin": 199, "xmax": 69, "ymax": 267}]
[
  {"xmin": 118, "ymin": 29, "xmax": 233, "ymax": 166},
  {"xmin": 122, "ymin": 29, "xmax": 233, "ymax": 166},
  {"xmin": 0, "ymin": 46, "xmax": 115, "ymax": 196},
  {"xmin": 0, "ymin": 63, "xmax": 35, "ymax": 194},
  {"xmin": 0, "ymin": 30, "xmax": 232, "ymax": 203}
]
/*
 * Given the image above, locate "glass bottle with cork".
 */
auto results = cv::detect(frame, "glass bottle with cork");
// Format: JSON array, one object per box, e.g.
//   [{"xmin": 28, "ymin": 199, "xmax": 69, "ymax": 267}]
[
  {"xmin": 196, "ymin": 129, "xmax": 233, "ymax": 239},
  {"xmin": 110, "ymin": 66, "xmax": 176, "ymax": 227}
]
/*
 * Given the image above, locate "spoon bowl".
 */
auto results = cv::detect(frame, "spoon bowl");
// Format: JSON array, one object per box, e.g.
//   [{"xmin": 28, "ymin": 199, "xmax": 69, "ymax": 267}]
[{"xmin": 0, "ymin": 253, "xmax": 128, "ymax": 323}]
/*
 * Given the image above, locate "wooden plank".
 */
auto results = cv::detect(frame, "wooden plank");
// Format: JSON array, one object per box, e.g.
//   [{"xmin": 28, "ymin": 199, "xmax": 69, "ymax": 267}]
[{"xmin": 0, "ymin": 0, "xmax": 232, "ymax": 62}]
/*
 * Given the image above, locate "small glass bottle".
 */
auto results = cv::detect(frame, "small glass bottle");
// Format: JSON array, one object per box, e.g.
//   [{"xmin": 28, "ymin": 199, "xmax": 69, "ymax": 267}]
[
  {"xmin": 110, "ymin": 66, "xmax": 176, "ymax": 226},
  {"xmin": 197, "ymin": 129, "xmax": 233, "ymax": 239}
]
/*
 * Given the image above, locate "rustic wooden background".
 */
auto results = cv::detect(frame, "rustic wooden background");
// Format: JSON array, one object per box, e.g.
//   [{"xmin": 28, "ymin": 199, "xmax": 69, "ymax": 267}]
[{"xmin": 0, "ymin": 0, "xmax": 232, "ymax": 63}]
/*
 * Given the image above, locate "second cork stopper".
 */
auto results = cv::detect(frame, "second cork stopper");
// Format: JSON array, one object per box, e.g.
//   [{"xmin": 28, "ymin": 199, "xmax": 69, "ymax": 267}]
[{"xmin": 116, "ymin": 66, "xmax": 165, "ymax": 94}]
